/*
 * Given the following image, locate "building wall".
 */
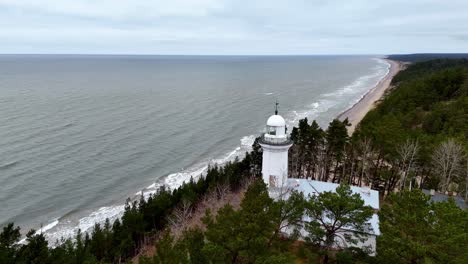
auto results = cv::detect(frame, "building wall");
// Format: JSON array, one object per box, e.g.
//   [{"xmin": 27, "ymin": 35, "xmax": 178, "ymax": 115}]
[{"xmin": 261, "ymin": 146, "xmax": 289, "ymax": 188}]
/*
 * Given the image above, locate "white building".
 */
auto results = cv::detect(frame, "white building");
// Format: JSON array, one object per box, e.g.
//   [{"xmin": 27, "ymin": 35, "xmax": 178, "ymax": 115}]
[
  {"xmin": 258, "ymin": 108, "xmax": 293, "ymax": 189},
  {"xmin": 259, "ymin": 108, "xmax": 380, "ymax": 254}
]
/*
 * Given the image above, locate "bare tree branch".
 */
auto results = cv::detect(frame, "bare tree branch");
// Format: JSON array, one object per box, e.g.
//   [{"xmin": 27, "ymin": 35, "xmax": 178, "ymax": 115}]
[
  {"xmin": 397, "ymin": 139, "xmax": 419, "ymax": 190},
  {"xmin": 432, "ymin": 139, "xmax": 464, "ymax": 193}
]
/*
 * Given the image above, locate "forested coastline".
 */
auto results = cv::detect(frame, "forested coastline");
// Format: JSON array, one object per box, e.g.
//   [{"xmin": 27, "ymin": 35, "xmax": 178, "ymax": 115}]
[
  {"xmin": 387, "ymin": 53, "xmax": 468, "ymax": 62},
  {"xmin": 1, "ymin": 59, "xmax": 467, "ymax": 263},
  {"xmin": 288, "ymin": 58, "xmax": 468, "ymax": 197}
]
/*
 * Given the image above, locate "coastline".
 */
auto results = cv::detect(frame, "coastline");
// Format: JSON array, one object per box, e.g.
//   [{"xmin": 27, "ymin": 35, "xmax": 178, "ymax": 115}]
[{"xmin": 337, "ymin": 58, "xmax": 403, "ymax": 134}]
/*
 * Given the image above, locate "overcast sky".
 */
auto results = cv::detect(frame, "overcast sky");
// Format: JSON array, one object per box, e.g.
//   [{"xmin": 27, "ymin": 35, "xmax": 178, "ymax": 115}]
[{"xmin": 1, "ymin": 0, "xmax": 467, "ymax": 55}]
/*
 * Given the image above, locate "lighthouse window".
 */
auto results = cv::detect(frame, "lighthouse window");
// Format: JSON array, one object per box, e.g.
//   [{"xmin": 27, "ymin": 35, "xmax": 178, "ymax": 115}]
[
  {"xmin": 267, "ymin": 126, "xmax": 276, "ymax": 135},
  {"xmin": 269, "ymin": 175, "xmax": 277, "ymax": 187}
]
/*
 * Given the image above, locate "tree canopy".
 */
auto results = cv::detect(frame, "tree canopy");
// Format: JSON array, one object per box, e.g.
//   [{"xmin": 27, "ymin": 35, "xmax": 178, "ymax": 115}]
[
  {"xmin": 378, "ymin": 190, "xmax": 468, "ymax": 264},
  {"xmin": 305, "ymin": 184, "xmax": 374, "ymax": 262}
]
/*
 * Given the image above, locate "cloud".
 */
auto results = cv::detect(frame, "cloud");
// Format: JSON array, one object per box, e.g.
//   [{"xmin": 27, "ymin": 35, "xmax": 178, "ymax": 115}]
[
  {"xmin": 0, "ymin": 0, "xmax": 227, "ymax": 19},
  {"xmin": 0, "ymin": 0, "xmax": 467, "ymax": 54}
]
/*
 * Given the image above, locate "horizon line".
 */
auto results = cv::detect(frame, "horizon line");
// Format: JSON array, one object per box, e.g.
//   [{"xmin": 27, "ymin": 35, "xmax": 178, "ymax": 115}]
[
  {"xmin": 0, "ymin": 53, "xmax": 388, "ymax": 56},
  {"xmin": 1, "ymin": 52, "xmax": 467, "ymax": 57}
]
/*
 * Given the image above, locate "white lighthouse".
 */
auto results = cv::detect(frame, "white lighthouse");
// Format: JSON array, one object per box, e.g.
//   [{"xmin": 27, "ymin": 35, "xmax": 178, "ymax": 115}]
[{"xmin": 259, "ymin": 103, "xmax": 293, "ymax": 189}]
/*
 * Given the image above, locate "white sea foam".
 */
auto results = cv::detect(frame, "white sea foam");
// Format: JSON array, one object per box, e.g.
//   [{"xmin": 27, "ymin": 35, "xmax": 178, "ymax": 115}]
[
  {"xmin": 288, "ymin": 99, "xmax": 335, "ymax": 127},
  {"xmin": 324, "ymin": 58, "xmax": 389, "ymax": 99},
  {"xmin": 77, "ymin": 206, "xmax": 125, "ymax": 233},
  {"xmin": 162, "ymin": 134, "xmax": 256, "ymax": 191},
  {"xmin": 39, "ymin": 205, "xmax": 126, "ymax": 247},
  {"xmin": 164, "ymin": 165, "xmax": 209, "ymax": 189},
  {"xmin": 319, "ymin": 58, "xmax": 389, "ymax": 115},
  {"xmin": 19, "ymin": 219, "xmax": 59, "ymax": 244},
  {"xmin": 240, "ymin": 135, "xmax": 256, "ymax": 147},
  {"xmin": 39, "ymin": 219, "xmax": 59, "ymax": 233},
  {"xmin": 343, "ymin": 59, "xmax": 390, "ymax": 108}
]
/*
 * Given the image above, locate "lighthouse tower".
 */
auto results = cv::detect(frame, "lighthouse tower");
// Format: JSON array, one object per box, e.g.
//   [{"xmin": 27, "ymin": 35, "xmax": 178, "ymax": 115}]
[{"xmin": 259, "ymin": 103, "xmax": 293, "ymax": 189}]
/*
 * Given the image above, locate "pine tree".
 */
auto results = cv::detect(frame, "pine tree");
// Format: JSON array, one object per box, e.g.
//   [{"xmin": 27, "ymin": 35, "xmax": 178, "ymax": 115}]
[
  {"xmin": 377, "ymin": 190, "xmax": 468, "ymax": 264},
  {"xmin": 17, "ymin": 230, "xmax": 50, "ymax": 264},
  {"xmin": 202, "ymin": 180, "xmax": 296, "ymax": 263},
  {"xmin": 180, "ymin": 227, "xmax": 207, "ymax": 264},
  {"xmin": 0, "ymin": 223, "xmax": 21, "ymax": 264},
  {"xmin": 304, "ymin": 184, "xmax": 373, "ymax": 263},
  {"xmin": 325, "ymin": 119, "xmax": 350, "ymax": 182}
]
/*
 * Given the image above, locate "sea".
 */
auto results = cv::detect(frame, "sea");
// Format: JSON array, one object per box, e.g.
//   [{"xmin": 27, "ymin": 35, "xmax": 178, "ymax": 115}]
[{"xmin": 0, "ymin": 55, "xmax": 389, "ymax": 243}]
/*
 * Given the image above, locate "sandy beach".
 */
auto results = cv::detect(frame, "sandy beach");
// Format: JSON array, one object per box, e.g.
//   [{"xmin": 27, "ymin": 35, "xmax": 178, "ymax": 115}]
[{"xmin": 338, "ymin": 59, "xmax": 403, "ymax": 134}]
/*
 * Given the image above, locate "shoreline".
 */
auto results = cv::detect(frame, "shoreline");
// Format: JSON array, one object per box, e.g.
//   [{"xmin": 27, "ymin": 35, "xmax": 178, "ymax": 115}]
[{"xmin": 337, "ymin": 58, "xmax": 403, "ymax": 134}]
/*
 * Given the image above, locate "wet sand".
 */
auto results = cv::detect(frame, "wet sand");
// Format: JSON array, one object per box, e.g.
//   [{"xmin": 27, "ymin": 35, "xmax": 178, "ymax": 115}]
[{"xmin": 338, "ymin": 59, "xmax": 403, "ymax": 134}]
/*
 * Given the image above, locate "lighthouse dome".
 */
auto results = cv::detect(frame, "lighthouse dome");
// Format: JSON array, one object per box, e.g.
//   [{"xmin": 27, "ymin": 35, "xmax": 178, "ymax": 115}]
[{"xmin": 267, "ymin": 114, "xmax": 286, "ymax": 127}]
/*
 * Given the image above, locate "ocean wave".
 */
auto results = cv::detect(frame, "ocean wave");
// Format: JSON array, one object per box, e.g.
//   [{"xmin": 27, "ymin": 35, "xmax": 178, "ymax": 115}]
[
  {"xmin": 19, "ymin": 219, "xmax": 59, "ymax": 244},
  {"xmin": 288, "ymin": 99, "xmax": 336, "ymax": 127},
  {"xmin": 76, "ymin": 206, "xmax": 125, "ymax": 234},
  {"xmin": 162, "ymin": 134, "xmax": 256, "ymax": 191},
  {"xmin": 344, "ymin": 59, "xmax": 390, "ymax": 108},
  {"xmin": 323, "ymin": 58, "xmax": 389, "ymax": 106},
  {"xmin": 37, "ymin": 205, "xmax": 126, "ymax": 247},
  {"xmin": 39, "ymin": 219, "xmax": 59, "ymax": 233},
  {"xmin": 0, "ymin": 161, "xmax": 20, "ymax": 170}
]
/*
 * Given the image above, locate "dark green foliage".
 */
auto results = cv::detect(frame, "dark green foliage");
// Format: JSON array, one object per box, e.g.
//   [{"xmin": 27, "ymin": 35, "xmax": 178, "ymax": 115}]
[
  {"xmin": 201, "ymin": 180, "xmax": 285, "ymax": 263},
  {"xmin": 296, "ymin": 243, "xmax": 319, "ymax": 263},
  {"xmin": 289, "ymin": 118, "xmax": 328, "ymax": 180},
  {"xmin": 377, "ymin": 190, "xmax": 468, "ymax": 264},
  {"xmin": 326, "ymin": 118, "xmax": 350, "ymax": 162},
  {"xmin": 180, "ymin": 227, "xmax": 207, "ymax": 264},
  {"xmin": 335, "ymin": 251, "xmax": 353, "ymax": 264},
  {"xmin": 269, "ymin": 190, "xmax": 306, "ymax": 242},
  {"xmin": 88, "ymin": 220, "xmax": 114, "ymax": 262},
  {"xmin": 16, "ymin": 230, "xmax": 50, "ymax": 264},
  {"xmin": 153, "ymin": 231, "xmax": 186, "ymax": 264},
  {"xmin": 304, "ymin": 184, "xmax": 373, "ymax": 252},
  {"xmin": 142, "ymin": 179, "xmax": 301, "ymax": 263},
  {"xmin": 387, "ymin": 54, "xmax": 468, "ymax": 63},
  {"xmin": 335, "ymin": 247, "xmax": 373, "ymax": 264},
  {"xmin": 355, "ymin": 59, "xmax": 468, "ymax": 193},
  {"xmin": 202, "ymin": 205, "xmax": 245, "ymax": 262},
  {"xmin": 249, "ymin": 137, "xmax": 263, "ymax": 177},
  {"xmin": 140, "ymin": 228, "xmax": 207, "ymax": 264},
  {"xmin": 391, "ymin": 58, "xmax": 468, "ymax": 84},
  {"xmin": 0, "ymin": 223, "xmax": 21, "ymax": 264},
  {"xmin": 358, "ymin": 60, "xmax": 468, "ymax": 147},
  {"xmin": 0, "ymin": 223, "xmax": 20, "ymax": 249}
]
